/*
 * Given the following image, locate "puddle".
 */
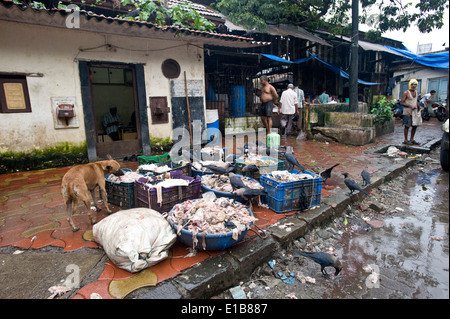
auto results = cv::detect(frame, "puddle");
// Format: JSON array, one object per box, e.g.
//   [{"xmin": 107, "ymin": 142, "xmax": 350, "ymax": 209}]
[{"xmin": 326, "ymin": 168, "xmax": 449, "ymax": 299}]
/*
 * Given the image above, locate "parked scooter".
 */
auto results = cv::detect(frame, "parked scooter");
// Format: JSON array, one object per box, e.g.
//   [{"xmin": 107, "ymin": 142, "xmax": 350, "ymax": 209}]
[
  {"xmin": 420, "ymin": 98, "xmax": 447, "ymax": 122},
  {"xmin": 431, "ymin": 100, "xmax": 447, "ymax": 122}
]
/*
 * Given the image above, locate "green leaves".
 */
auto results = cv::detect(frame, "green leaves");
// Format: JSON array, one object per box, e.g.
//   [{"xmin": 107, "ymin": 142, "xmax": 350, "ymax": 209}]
[
  {"xmin": 123, "ymin": 0, "xmax": 216, "ymax": 32},
  {"xmin": 213, "ymin": 0, "xmax": 449, "ymax": 36},
  {"xmin": 370, "ymin": 97, "xmax": 395, "ymax": 126}
]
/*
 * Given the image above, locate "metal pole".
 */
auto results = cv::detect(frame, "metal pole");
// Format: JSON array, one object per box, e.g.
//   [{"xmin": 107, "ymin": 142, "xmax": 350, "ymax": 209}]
[{"xmin": 349, "ymin": 0, "xmax": 359, "ymax": 112}]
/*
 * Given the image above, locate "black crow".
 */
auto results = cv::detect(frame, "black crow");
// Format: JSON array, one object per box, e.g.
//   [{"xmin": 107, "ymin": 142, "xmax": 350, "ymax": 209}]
[
  {"xmin": 242, "ymin": 164, "xmax": 259, "ymax": 174},
  {"xmin": 233, "ymin": 187, "xmax": 267, "ymax": 206},
  {"xmin": 320, "ymin": 163, "xmax": 340, "ymax": 182},
  {"xmin": 342, "ymin": 172, "xmax": 370, "ymax": 197},
  {"xmin": 228, "ymin": 172, "xmax": 246, "ymax": 190},
  {"xmin": 361, "ymin": 166, "xmax": 371, "ymax": 186},
  {"xmin": 293, "ymin": 250, "xmax": 342, "ymax": 278},
  {"xmin": 285, "ymin": 153, "xmax": 306, "ymax": 172},
  {"xmin": 204, "ymin": 163, "xmax": 234, "ymax": 176}
]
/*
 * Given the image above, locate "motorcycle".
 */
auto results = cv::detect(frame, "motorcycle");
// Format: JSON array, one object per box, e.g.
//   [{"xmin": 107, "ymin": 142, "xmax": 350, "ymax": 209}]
[{"xmin": 431, "ymin": 100, "xmax": 447, "ymax": 122}]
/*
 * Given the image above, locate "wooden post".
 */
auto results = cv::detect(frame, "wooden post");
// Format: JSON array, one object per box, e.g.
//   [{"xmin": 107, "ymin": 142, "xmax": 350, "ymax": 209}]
[{"xmin": 184, "ymin": 71, "xmax": 193, "ymax": 147}]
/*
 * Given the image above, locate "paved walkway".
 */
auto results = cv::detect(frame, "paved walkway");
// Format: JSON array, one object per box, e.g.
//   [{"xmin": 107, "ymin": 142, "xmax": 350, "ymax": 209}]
[{"xmin": 0, "ymin": 117, "xmax": 444, "ymax": 299}]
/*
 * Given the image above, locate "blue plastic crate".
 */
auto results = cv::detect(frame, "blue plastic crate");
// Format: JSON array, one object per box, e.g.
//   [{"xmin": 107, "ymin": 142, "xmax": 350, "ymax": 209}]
[{"xmin": 260, "ymin": 170, "xmax": 322, "ymax": 213}]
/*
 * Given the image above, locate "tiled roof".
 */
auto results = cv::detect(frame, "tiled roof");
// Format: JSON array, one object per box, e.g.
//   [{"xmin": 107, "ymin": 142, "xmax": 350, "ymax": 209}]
[{"xmin": 0, "ymin": 1, "xmax": 270, "ymax": 48}]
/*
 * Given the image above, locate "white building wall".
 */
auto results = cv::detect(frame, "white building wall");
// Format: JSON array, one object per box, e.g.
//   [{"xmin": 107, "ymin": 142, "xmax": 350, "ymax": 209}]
[
  {"xmin": 392, "ymin": 66, "xmax": 448, "ymax": 99},
  {"xmin": 0, "ymin": 20, "xmax": 205, "ymax": 152}
]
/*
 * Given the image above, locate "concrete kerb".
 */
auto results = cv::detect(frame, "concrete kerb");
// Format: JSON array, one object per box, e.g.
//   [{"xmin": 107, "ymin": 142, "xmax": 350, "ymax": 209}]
[{"xmin": 133, "ymin": 140, "xmax": 441, "ymax": 299}]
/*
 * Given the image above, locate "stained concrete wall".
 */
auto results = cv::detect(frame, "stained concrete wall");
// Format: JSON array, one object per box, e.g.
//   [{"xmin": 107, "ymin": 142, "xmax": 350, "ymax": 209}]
[{"xmin": 0, "ymin": 20, "xmax": 205, "ymax": 152}]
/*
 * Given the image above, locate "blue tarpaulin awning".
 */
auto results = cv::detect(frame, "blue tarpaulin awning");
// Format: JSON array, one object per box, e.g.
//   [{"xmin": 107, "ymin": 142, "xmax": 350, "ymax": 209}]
[
  {"xmin": 260, "ymin": 53, "xmax": 381, "ymax": 85},
  {"xmin": 384, "ymin": 46, "xmax": 449, "ymax": 69}
]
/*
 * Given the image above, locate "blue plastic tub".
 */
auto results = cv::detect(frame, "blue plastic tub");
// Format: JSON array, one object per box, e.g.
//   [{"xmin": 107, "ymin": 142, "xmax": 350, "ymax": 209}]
[
  {"xmin": 168, "ymin": 199, "xmax": 254, "ymax": 251},
  {"xmin": 260, "ymin": 170, "xmax": 323, "ymax": 213}
]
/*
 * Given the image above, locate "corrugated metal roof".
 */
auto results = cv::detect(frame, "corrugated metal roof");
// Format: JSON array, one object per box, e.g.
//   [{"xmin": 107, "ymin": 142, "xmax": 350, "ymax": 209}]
[
  {"xmin": 222, "ymin": 18, "xmax": 331, "ymax": 47},
  {"xmin": 0, "ymin": 2, "xmax": 269, "ymax": 48}
]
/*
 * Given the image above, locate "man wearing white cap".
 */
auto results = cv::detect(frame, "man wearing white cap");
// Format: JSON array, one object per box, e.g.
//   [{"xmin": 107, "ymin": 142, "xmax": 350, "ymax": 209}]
[
  {"xmin": 400, "ymin": 79, "xmax": 422, "ymax": 145},
  {"xmin": 278, "ymin": 83, "xmax": 299, "ymax": 137}
]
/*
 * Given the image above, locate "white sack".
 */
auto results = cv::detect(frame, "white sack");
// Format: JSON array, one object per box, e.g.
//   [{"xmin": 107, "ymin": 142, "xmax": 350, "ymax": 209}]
[{"xmin": 93, "ymin": 208, "xmax": 177, "ymax": 272}]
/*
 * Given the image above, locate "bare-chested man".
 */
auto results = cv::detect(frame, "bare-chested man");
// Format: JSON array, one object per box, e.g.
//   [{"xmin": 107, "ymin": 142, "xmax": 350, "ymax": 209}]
[{"xmin": 258, "ymin": 75, "xmax": 278, "ymax": 135}]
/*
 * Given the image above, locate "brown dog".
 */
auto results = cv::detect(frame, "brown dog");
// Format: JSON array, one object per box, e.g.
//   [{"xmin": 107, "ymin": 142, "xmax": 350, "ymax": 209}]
[{"xmin": 61, "ymin": 159, "xmax": 123, "ymax": 231}]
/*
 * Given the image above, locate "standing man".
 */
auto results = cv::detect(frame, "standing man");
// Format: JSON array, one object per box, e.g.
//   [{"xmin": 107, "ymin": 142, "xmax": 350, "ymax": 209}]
[
  {"xmin": 278, "ymin": 83, "xmax": 298, "ymax": 137},
  {"xmin": 259, "ymin": 75, "xmax": 278, "ymax": 135},
  {"xmin": 400, "ymin": 79, "xmax": 422, "ymax": 145},
  {"xmin": 319, "ymin": 89, "xmax": 329, "ymax": 104},
  {"xmin": 293, "ymin": 83, "xmax": 307, "ymax": 131}
]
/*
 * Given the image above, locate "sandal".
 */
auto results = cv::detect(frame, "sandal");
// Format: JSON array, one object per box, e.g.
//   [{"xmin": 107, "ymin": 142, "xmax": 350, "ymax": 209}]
[
  {"xmin": 403, "ymin": 141, "xmax": 412, "ymax": 145},
  {"xmin": 411, "ymin": 140, "xmax": 420, "ymax": 145}
]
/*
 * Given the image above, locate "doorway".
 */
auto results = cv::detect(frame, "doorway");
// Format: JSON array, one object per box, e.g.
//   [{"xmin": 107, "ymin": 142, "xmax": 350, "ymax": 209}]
[{"xmin": 79, "ymin": 61, "xmax": 151, "ymax": 161}]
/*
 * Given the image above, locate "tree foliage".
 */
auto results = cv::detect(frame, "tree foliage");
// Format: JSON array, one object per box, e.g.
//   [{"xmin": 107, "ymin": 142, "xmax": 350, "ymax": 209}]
[
  {"xmin": 213, "ymin": 0, "xmax": 448, "ymax": 36},
  {"xmin": 121, "ymin": 0, "xmax": 216, "ymax": 32},
  {"xmin": 15, "ymin": 0, "xmax": 216, "ymax": 32}
]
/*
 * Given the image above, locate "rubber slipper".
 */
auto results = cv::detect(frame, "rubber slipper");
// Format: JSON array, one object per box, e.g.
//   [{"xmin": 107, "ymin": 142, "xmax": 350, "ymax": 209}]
[
  {"xmin": 108, "ymin": 268, "xmax": 157, "ymax": 299},
  {"xmin": 411, "ymin": 140, "xmax": 420, "ymax": 145},
  {"xmin": 403, "ymin": 141, "xmax": 412, "ymax": 145}
]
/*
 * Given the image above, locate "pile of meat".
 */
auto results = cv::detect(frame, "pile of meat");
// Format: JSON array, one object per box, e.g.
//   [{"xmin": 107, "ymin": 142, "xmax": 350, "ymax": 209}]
[
  {"xmin": 201, "ymin": 175, "xmax": 263, "ymax": 193},
  {"xmin": 169, "ymin": 197, "xmax": 257, "ymax": 249},
  {"xmin": 138, "ymin": 164, "xmax": 172, "ymax": 174},
  {"xmin": 106, "ymin": 171, "xmax": 143, "ymax": 183},
  {"xmin": 238, "ymin": 155, "xmax": 278, "ymax": 166},
  {"xmin": 265, "ymin": 170, "xmax": 315, "ymax": 183}
]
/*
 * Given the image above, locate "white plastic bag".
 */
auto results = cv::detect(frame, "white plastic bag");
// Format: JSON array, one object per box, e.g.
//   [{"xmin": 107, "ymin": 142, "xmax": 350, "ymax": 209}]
[
  {"xmin": 412, "ymin": 108, "xmax": 422, "ymax": 126},
  {"xmin": 93, "ymin": 208, "xmax": 177, "ymax": 272}
]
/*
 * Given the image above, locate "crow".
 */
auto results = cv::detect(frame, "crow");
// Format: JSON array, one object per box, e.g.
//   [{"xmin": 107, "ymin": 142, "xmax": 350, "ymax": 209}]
[
  {"xmin": 204, "ymin": 163, "xmax": 234, "ymax": 176},
  {"xmin": 228, "ymin": 172, "xmax": 246, "ymax": 190},
  {"xmin": 242, "ymin": 164, "xmax": 259, "ymax": 174},
  {"xmin": 320, "ymin": 163, "xmax": 340, "ymax": 182},
  {"xmin": 342, "ymin": 172, "xmax": 370, "ymax": 197},
  {"xmin": 242, "ymin": 28, "xmax": 257, "ymax": 38},
  {"xmin": 361, "ymin": 166, "xmax": 371, "ymax": 186},
  {"xmin": 285, "ymin": 153, "xmax": 306, "ymax": 172},
  {"xmin": 293, "ymin": 250, "xmax": 342, "ymax": 278},
  {"xmin": 233, "ymin": 187, "xmax": 267, "ymax": 207}
]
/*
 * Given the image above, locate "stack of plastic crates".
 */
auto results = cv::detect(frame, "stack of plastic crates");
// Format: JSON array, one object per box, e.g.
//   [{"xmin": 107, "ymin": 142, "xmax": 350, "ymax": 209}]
[
  {"xmin": 105, "ymin": 169, "xmax": 141, "ymax": 209},
  {"xmin": 134, "ymin": 170, "xmax": 201, "ymax": 213},
  {"xmin": 260, "ymin": 170, "xmax": 322, "ymax": 213}
]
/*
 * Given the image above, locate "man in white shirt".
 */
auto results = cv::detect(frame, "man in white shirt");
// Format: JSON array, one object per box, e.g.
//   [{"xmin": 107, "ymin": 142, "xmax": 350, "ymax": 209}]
[
  {"xmin": 293, "ymin": 84, "xmax": 306, "ymax": 131},
  {"xmin": 278, "ymin": 83, "xmax": 298, "ymax": 137}
]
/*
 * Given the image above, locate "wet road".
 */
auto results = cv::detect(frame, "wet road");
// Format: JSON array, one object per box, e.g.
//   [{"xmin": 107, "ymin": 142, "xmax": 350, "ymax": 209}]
[
  {"xmin": 330, "ymin": 165, "xmax": 449, "ymax": 299},
  {"xmin": 227, "ymin": 149, "xmax": 449, "ymax": 299}
]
